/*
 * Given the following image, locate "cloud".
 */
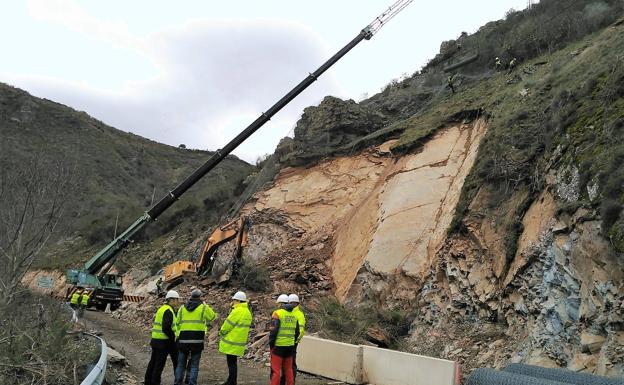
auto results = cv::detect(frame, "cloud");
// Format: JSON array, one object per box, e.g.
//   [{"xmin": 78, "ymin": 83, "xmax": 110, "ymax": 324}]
[{"xmin": 16, "ymin": 1, "xmax": 346, "ymax": 162}]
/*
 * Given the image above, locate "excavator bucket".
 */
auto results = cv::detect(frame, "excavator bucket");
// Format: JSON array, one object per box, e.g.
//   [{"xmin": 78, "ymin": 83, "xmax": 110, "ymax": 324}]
[
  {"xmin": 163, "ymin": 261, "xmax": 196, "ymax": 289},
  {"xmin": 162, "ymin": 216, "xmax": 249, "ymax": 289}
]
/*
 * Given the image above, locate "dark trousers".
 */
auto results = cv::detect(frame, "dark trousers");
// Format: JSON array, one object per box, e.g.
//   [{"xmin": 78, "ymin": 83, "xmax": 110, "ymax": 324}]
[
  {"xmin": 225, "ymin": 354, "xmax": 238, "ymax": 385},
  {"xmin": 144, "ymin": 344, "xmax": 178, "ymax": 385},
  {"xmin": 174, "ymin": 349, "xmax": 202, "ymax": 385}
]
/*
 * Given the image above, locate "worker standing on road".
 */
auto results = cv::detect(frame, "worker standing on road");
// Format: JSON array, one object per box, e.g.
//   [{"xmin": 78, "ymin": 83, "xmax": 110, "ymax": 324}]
[
  {"xmin": 281, "ymin": 294, "xmax": 305, "ymax": 385},
  {"xmin": 174, "ymin": 289, "xmax": 217, "ymax": 385},
  {"xmin": 81, "ymin": 289, "xmax": 91, "ymax": 309},
  {"xmin": 76, "ymin": 289, "xmax": 86, "ymax": 318},
  {"xmin": 70, "ymin": 289, "xmax": 81, "ymax": 309},
  {"xmin": 290, "ymin": 294, "xmax": 305, "ymax": 381},
  {"xmin": 219, "ymin": 291, "xmax": 253, "ymax": 385},
  {"xmin": 269, "ymin": 294, "xmax": 299, "ymax": 385},
  {"xmin": 145, "ymin": 290, "xmax": 181, "ymax": 385}
]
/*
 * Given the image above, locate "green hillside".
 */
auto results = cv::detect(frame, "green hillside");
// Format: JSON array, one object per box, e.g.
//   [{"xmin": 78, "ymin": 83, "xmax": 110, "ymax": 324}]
[{"xmin": 0, "ymin": 83, "xmax": 255, "ymax": 269}]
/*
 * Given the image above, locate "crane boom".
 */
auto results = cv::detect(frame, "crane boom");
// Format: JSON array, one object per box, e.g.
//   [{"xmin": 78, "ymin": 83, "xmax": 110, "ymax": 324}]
[{"xmin": 67, "ymin": 0, "xmax": 413, "ymax": 307}]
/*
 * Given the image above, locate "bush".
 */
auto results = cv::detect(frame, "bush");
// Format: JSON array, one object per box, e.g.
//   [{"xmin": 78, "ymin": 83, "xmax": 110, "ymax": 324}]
[
  {"xmin": 309, "ymin": 297, "xmax": 415, "ymax": 348},
  {"xmin": 236, "ymin": 259, "xmax": 271, "ymax": 292},
  {"xmin": 0, "ymin": 291, "xmax": 98, "ymax": 385},
  {"xmin": 609, "ymin": 217, "xmax": 624, "ymax": 253}
]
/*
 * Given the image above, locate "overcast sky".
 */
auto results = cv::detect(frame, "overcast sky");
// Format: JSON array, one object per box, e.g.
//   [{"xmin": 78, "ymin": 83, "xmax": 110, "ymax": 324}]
[{"xmin": 0, "ymin": 0, "xmax": 531, "ymax": 162}]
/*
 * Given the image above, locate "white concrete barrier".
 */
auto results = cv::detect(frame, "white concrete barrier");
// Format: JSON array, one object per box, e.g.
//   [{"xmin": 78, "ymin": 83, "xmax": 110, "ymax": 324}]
[
  {"xmin": 298, "ymin": 336, "xmax": 364, "ymax": 384},
  {"xmin": 297, "ymin": 336, "xmax": 459, "ymax": 385},
  {"xmin": 362, "ymin": 345, "xmax": 459, "ymax": 385}
]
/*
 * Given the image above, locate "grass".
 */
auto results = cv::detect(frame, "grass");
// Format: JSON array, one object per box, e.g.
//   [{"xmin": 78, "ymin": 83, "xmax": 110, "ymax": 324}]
[
  {"xmin": 0, "ymin": 291, "xmax": 99, "ymax": 385},
  {"xmin": 0, "ymin": 83, "xmax": 256, "ymax": 269},
  {"xmin": 308, "ymin": 297, "xmax": 415, "ymax": 349},
  {"xmin": 368, "ymin": 21, "xmax": 624, "ymax": 254}
]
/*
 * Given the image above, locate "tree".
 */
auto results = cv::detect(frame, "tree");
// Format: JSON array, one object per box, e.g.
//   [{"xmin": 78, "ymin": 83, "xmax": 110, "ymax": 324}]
[{"xmin": 0, "ymin": 156, "xmax": 72, "ymax": 305}]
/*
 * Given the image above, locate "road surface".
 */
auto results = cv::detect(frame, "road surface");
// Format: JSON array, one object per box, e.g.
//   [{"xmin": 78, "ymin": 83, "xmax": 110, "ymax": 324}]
[{"xmin": 83, "ymin": 310, "xmax": 327, "ymax": 385}]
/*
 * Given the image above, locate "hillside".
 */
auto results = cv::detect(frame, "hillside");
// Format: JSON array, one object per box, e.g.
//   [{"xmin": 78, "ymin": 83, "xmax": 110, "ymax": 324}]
[
  {"xmin": 20, "ymin": 0, "xmax": 624, "ymax": 381},
  {"xmin": 0, "ymin": 82, "xmax": 255, "ymax": 269}
]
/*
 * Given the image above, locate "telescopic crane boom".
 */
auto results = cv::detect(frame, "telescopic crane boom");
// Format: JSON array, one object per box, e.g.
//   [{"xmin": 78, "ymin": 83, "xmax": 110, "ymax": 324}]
[{"xmin": 66, "ymin": 0, "xmax": 414, "ymax": 309}]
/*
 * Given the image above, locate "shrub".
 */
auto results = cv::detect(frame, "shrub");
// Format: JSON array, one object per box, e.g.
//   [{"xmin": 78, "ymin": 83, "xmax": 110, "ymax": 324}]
[
  {"xmin": 309, "ymin": 297, "xmax": 415, "ymax": 348},
  {"xmin": 0, "ymin": 291, "xmax": 98, "ymax": 385},
  {"xmin": 236, "ymin": 259, "xmax": 271, "ymax": 292}
]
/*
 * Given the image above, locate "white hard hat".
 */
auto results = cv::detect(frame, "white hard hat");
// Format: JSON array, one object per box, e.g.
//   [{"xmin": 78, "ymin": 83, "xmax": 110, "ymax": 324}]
[
  {"xmin": 232, "ymin": 291, "xmax": 247, "ymax": 301},
  {"xmin": 277, "ymin": 294, "xmax": 289, "ymax": 303},
  {"xmin": 165, "ymin": 290, "xmax": 180, "ymax": 299},
  {"xmin": 288, "ymin": 294, "xmax": 300, "ymax": 303}
]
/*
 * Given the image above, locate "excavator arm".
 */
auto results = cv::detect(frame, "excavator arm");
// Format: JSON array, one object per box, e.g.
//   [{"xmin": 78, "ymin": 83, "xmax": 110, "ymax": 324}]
[
  {"xmin": 163, "ymin": 216, "xmax": 249, "ymax": 288},
  {"xmin": 66, "ymin": 0, "xmax": 413, "ymax": 305}
]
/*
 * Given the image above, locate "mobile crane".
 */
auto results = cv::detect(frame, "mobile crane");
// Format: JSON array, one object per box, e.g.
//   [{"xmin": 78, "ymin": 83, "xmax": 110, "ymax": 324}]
[{"xmin": 66, "ymin": 0, "xmax": 414, "ymax": 310}]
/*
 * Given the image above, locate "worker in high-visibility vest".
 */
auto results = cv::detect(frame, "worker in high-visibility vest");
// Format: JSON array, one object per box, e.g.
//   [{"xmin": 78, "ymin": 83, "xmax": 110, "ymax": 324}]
[
  {"xmin": 174, "ymin": 289, "xmax": 217, "ymax": 385},
  {"xmin": 219, "ymin": 291, "xmax": 252, "ymax": 385},
  {"xmin": 69, "ymin": 289, "xmax": 82, "ymax": 309},
  {"xmin": 269, "ymin": 294, "xmax": 299, "ymax": 385},
  {"xmin": 145, "ymin": 290, "xmax": 181, "ymax": 385},
  {"xmin": 280, "ymin": 294, "xmax": 305, "ymax": 385},
  {"xmin": 290, "ymin": 294, "xmax": 305, "ymax": 379},
  {"xmin": 81, "ymin": 290, "xmax": 91, "ymax": 308}
]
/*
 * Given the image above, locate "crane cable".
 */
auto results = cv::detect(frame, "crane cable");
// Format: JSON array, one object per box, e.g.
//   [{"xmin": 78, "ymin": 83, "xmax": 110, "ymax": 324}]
[{"xmin": 364, "ymin": 0, "xmax": 414, "ymax": 37}]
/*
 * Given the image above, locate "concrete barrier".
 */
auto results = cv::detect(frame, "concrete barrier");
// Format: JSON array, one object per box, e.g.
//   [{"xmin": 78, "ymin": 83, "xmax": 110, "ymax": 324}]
[
  {"xmin": 297, "ymin": 336, "xmax": 364, "ymax": 384},
  {"xmin": 362, "ymin": 345, "xmax": 459, "ymax": 385},
  {"xmin": 297, "ymin": 336, "xmax": 459, "ymax": 385}
]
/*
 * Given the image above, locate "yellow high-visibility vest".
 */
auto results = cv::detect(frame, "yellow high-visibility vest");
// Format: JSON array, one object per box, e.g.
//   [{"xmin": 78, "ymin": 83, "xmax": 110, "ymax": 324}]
[
  {"xmin": 151, "ymin": 304, "xmax": 176, "ymax": 340},
  {"xmin": 218, "ymin": 302, "xmax": 252, "ymax": 357},
  {"xmin": 273, "ymin": 308, "xmax": 297, "ymax": 347}
]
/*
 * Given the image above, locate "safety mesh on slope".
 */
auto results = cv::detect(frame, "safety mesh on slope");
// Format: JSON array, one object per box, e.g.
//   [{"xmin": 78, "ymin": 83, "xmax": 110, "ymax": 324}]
[
  {"xmin": 504, "ymin": 363, "xmax": 624, "ymax": 385},
  {"xmin": 468, "ymin": 368, "xmax": 570, "ymax": 385}
]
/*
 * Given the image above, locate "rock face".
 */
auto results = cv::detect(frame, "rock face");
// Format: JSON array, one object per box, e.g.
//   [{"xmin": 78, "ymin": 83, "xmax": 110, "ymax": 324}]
[
  {"xmin": 276, "ymin": 96, "xmax": 386, "ymax": 167},
  {"xmin": 241, "ymin": 112, "xmax": 624, "ymax": 377},
  {"xmin": 246, "ymin": 118, "xmax": 488, "ymax": 300},
  {"xmin": 414, "ymin": 191, "xmax": 624, "ymax": 376}
]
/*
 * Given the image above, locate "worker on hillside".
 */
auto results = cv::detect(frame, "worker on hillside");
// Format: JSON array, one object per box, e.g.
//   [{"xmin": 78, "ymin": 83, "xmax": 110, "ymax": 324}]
[
  {"xmin": 447, "ymin": 75, "xmax": 456, "ymax": 94},
  {"xmin": 269, "ymin": 294, "xmax": 299, "ymax": 385},
  {"xmin": 145, "ymin": 290, "xmax": 181, "ymax": 385},
  {"xmin": 219, "ymin": 291, "xmax": 253, "ymax": 385},
  {"xmin": 174, "ymin": 289, "xmax": 217, "ymax": 385},
  {"xmin": 495, "ymin": 57, "xmax": 503, "ymax": 71},
  {"xmin": 281, "ymin": 294, "xmax": 305, "ymax": 385},
  {"xmin": 509, "ymin": 57, "xmax": 518, "ymax": 72},
  {"xmin": 156, "ymin": 277, "xmax": 164, "ymax": 297}
]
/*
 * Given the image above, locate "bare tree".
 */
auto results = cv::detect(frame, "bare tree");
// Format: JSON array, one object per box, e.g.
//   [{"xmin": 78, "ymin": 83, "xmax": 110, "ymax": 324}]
[{"xmin": 0, "ymin": 156, "xmax": 73, "ymax": 305}]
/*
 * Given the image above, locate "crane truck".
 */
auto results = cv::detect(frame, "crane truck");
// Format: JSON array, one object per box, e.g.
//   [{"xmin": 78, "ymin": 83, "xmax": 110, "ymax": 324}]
[{"xmin": 66, "ymin": 0, "xmax": 414, "ymax": 310}]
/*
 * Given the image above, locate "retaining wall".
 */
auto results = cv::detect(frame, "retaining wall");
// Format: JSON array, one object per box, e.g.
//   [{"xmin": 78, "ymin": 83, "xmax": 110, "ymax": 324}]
[{"xmin": 297, "ymin": 336, "xmax": 459, "ymax": 385}]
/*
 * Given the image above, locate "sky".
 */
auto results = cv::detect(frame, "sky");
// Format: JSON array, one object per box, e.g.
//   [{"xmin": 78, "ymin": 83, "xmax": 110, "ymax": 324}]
[{"xmin": 0, "ymin": 0, "xmax": 531, "ymax": 163}]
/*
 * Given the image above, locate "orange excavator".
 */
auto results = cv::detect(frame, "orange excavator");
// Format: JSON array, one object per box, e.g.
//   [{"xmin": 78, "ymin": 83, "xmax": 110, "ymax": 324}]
[{"xmin": 163, "ymin": 217, "xmax": 249, "ymax": 289}]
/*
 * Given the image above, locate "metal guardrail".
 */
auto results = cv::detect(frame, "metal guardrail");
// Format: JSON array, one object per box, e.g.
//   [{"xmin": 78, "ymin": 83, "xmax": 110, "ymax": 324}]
[
  {"xmin": 66, "ymin": 305, "xmax": 108, "ymax": 385},
  {"xmin": 80, "ymin": 331, "xmax": 108, "ymax": 385}
]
